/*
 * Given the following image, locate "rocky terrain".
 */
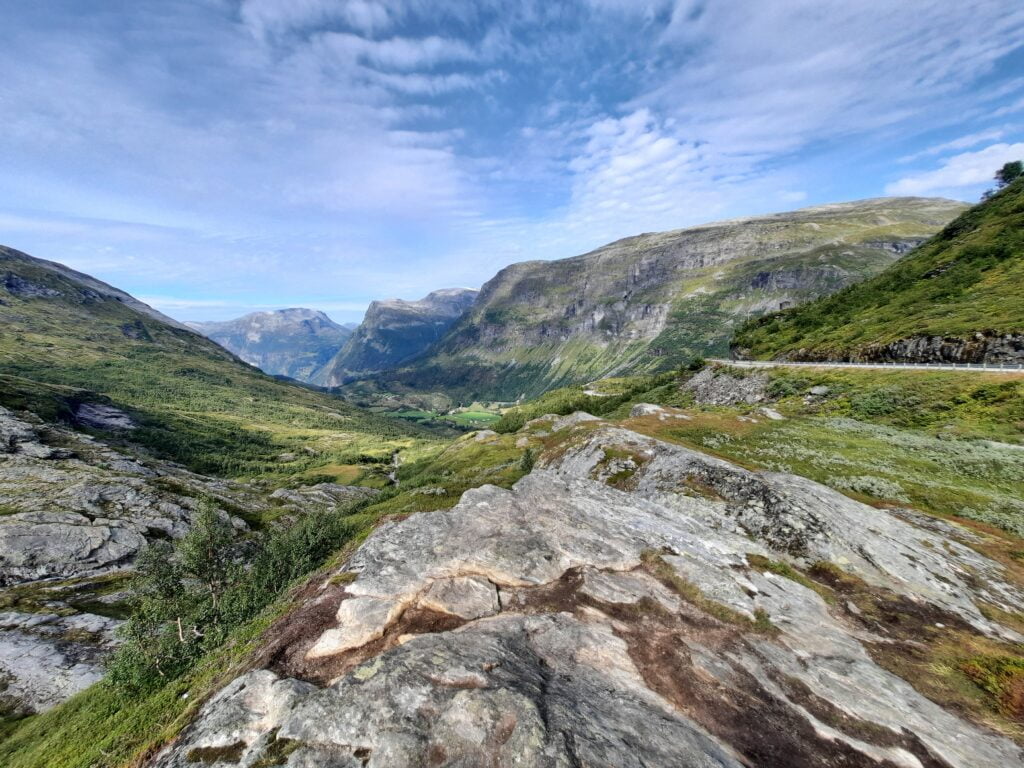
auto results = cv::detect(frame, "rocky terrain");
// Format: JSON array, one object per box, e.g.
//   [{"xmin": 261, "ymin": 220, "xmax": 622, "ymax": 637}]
[
  {"xmin": 313, "ymin": 289, "xmax": 478, "ymax": 387},
  {"xmin": 188, "ymin": 310, "xmax": 355, "ymax": 383},
  {"xmin": 807, "ymin": 332, "xmax": 1024, "ymax": 365},
  {"xmin": 151, "ymin": 418, "xmax": 1024, "ymax": 767},
  {"xmin": 347, "ymin": 197, "xmax": 964, "ymax": 401},
  {"xmin": 0, "ymin": 403, "xmax": 260, "ymax": 717},
  {"xmin": 735, "ymin": 179, "xmax": 1024, "ymax": 363},
  {"xmin": 0, "ymin": 248, "xmax": 430, "ymax": 729}
]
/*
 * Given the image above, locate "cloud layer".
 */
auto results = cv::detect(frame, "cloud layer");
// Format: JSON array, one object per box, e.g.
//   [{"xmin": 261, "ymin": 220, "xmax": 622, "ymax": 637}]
[{"xmin": 1, "ymin": 1, "xmax": 1022, "ymax": 320}]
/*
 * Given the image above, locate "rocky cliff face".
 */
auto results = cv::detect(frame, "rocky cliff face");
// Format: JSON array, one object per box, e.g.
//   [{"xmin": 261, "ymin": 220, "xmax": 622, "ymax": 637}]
[
  {"xmin": 152, "ymin": 419, "xmax": 1024, "ymax": 767},
  {"xmin": 351, "ymin": 197, "xmax": 964, "ymax": 401},
  {"xmin": 188, "ymin": 309, "xmax": 353, "ymax": 382},
  {"xmin": 783, "ymin": 332, "xmax": 1024, "ymax": 365},
  {"xmin": 314, "ymin": 289, "xmax": 478, "ymax": 386}
]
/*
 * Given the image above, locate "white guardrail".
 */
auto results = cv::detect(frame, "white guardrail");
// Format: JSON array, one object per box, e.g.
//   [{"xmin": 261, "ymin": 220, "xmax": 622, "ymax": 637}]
[{"xmin": 708, "ymin": 358, "xmax": 1024, "ymax": 373}]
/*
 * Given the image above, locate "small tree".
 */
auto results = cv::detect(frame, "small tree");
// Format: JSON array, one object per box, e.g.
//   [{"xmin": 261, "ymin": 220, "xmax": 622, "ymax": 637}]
[
  {"xmin": 519, "ymin": 447, "xmax": 536, "ymax": 473},
  {"xmin": 178, "ymin": 501, "xmax": 236, "ymax": 611},
  {"xmin": 995, "ymin": 160, "xmax": 1023, "ymax": 188}
]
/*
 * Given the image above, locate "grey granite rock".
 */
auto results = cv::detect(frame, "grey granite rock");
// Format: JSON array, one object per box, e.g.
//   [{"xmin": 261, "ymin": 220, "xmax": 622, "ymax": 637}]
[
  {"xmin": 0, "ymin": 410, "xmax": 266, "ymax": 585},
  {"xmin": 0, "ymin": 609, "xmax": 121, "ymax": 713},
  {"xmin": 74, "ymin": 403, "xmax": 136, "ymax": 431},
  {"xmin": 153, "ymin": 426, "xmax": 1024, "ymax": 766}
]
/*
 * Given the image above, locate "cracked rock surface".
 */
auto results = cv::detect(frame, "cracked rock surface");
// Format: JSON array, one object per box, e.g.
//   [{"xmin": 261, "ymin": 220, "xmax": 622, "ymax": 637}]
[
  {"xmin": 151, "ymin": 425, "xmax": 1024, "ymax": 768},
  {"xmin": 0, "ymin": 406, "xmax": 265, "ymax": 586},
  {"xmin": 0, "ymin": 610, "xmax": 121, "ymax": 714}
]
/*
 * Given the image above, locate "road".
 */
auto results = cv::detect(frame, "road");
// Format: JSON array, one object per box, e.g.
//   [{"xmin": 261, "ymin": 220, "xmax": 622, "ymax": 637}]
[{"xmin": 707, "ymin": 358, "xmax": 1024, "ymax": 375}]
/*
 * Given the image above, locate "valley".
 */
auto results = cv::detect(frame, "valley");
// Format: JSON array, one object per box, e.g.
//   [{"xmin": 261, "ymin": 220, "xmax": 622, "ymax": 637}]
[
  {"xmin": 1, "ymin": 182, "xmax": 1023, "ymax": 767},
  {"xmin": 5, "ymin": 5, "xmax": 1024, "ymax": 766}
]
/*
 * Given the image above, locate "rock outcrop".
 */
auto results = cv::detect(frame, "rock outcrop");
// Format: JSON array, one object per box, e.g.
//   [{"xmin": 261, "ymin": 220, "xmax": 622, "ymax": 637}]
[
  {"xmin": 0, "ymin": 406, "xmax": 263, "ymax": 586},
  {"xmin": 682, "ymin": 366, "xmax": 771, "ymax": 405},
  {"xmin": 0, "ymin": 610, "xmax": 121, "ymax": 715},
  {"xmin": 837, "ymin": 332, "xmax": 1024, "ymax": 365},
  {"xmin": 152, "ymin": 423, "xmax": 1024, "ymax": 767}
]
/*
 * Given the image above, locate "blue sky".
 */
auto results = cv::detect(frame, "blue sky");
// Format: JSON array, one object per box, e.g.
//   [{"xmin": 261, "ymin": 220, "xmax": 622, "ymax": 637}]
[{"xmin": 2, "ymin": 0, "xmax": 1023, "ymax": 322}]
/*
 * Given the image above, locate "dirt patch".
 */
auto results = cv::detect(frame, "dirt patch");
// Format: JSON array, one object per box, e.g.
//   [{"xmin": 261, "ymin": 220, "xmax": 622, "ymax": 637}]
[
  {"xmin": 808, "ymin": 561, "xmax": 1024, "ymax": 744},
  {"xmin": 617, "ymin": 614, "xmax": 927, "ymax": 768},
  {"xmin": 264, "ymin": 593, "xmax": 467, "ymax": 686}
]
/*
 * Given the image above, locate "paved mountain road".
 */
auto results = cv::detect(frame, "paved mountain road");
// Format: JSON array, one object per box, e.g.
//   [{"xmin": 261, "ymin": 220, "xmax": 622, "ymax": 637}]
[{"xmin": 709, "ymin": 358, "xmax": 1024, "ymax": 375}]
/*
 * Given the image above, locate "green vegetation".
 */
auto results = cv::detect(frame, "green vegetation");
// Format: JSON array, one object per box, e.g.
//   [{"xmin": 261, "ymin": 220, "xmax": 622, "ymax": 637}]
[
  {"xmin": 995, "ymin": 160, "xmax": 1023, "ymax": 190},
  {"xmin": 549, "ymin": 364, "xmax": 1024, "ymax": 536},
  {"xmin": 493, "ymin": 372, "xmax": 675, "ymax": 432},
  {"xmin": 107, "ymin": 499, "xmax": 366, "ymax": 692},
  {"xmin": 736, "ymin": 179, "xmax": 1024, "ymax": 359},
  {"xmin": 960, "ymin": 654, "xmax": 1024, "ymax": 719},
  {"xmin": 0, "ymin": 428, "xmax": 533, "ymax": 768},
  {"xmin": 0, "ymin": 249, "xmax": 433, "ymax": 477}
]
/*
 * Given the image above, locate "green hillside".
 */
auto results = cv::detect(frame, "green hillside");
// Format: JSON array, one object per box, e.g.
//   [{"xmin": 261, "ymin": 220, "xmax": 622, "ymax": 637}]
[
  {"xmin": 0, "ymin": 246, "xmax": 430, "ymax": 477},
  {"xmin": 344, "ymin": 197, "xmax": 964, "ymax": 402},
  {"xmin": 734, "ymin": 180, "xmax": 1024, "ymax": 360}
]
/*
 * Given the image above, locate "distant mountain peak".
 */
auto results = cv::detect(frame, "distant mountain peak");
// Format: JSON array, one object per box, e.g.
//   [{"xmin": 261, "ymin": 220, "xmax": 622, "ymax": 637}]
[
  {"xmin": 313, "ymin": 288, "xmax": 479, "ymax": 386},
  {"xmin": 188, "ymin": 307, "xmax": 352, "ymax": 382}
]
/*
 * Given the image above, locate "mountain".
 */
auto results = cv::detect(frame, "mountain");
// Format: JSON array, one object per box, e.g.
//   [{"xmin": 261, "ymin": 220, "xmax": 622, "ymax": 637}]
[
  {"xmin": 347, "ymin": 197, "xmax": 965, "ymax": 402},
  {"xmin": 187, "ymin": 308, "xmax": 353, "ymax": 382},
  {"xmin": 733, "ymin": 180, "xmax": 1024, "ymax": 362},
  {"xmin": 0, "ymin": 245, "xmax": 426, "ymax": 477},
  {"xmin": 0, "ymin": 246, "xmax": 433, "ymax": 723},
  {"xmin": 313, "ymin": 288, "xmax": 478, "ymax": 386}
]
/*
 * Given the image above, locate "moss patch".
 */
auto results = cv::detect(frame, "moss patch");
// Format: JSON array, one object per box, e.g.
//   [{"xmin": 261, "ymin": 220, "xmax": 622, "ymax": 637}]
[{"xmin": 185, "ymin": 741, "xmax": 246, "ymax": 764}]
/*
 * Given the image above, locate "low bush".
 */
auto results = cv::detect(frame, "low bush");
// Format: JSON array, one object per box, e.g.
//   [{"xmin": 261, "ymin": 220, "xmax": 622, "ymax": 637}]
[{"xmin": 108, "ymin": 498, "xmax": 369, "ymax": 693}]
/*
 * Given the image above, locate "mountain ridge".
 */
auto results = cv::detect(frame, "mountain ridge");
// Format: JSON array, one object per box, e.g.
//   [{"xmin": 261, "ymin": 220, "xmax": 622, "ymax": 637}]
[
  {"xmin": 733, "ymin": 181, "xmax": 1024, "ymax": 362},
  {"xmin": 187, "ymin": 308, "xmax": 354, "ymax": 382},
  {"xmin": 341, "ymin": 196, "xmax": 966, "ymax": 402},
  {"xmin": 313, "ymin": 287, "xmax": 479, "ymax": 386}
]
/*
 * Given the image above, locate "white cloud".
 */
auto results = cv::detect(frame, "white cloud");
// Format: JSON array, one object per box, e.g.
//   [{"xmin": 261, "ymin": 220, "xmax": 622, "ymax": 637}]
[
  {"xmin": 993, "ymin": 96, "xmax": 1024, "ymax": 118},
  {"xmin": 240, "ymin": 0, "xmax": 392, "ymax": 39},
  {"xmin": 363, "ymin": 69, "xmax": 501, "ymax": 96},
  {"xmin": 647, "ymin": 1, "xmax": 1024, "ymax": 157},
  {"xmin": 4, "ymin": 0, "xmax": 1024, "ymax": 313},
  {"xmin": 885, "ymin": 142, "xmax": 1024, "ymax": 195},
  {"xmin": 322, "ymin": 33, "xmax": 479, "ymax": 70},
  {"xmin": 899, "ymin": 129, "xmax": 1008, "ymax": 163}
]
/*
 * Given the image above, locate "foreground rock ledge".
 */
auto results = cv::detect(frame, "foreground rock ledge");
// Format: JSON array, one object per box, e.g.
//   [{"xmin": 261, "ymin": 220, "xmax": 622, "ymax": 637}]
[{"xmin": 152, "ymin": 425, "xmax": 1024, "ymax": 768}]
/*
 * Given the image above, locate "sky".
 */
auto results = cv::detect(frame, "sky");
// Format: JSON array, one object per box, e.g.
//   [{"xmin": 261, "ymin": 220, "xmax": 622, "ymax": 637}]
[{"xmin": 2, "ymin": 1, "xmax": 1023, "ymax": 323}]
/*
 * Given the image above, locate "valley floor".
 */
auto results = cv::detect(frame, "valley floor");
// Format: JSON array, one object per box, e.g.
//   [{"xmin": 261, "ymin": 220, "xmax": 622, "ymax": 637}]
[{"xmin": 3, "ymin": 363, "xmax": 1024, "ymax": 767}]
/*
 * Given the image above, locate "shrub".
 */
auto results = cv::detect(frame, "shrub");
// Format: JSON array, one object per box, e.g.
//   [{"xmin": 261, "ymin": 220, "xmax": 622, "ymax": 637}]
[
  {"xmin": 107, "ymin": 496, "xmax": 368, "ymax": 694},
  {"xmin": 519, "ymin": 448, "xmax": 536, "ymax": 473}
]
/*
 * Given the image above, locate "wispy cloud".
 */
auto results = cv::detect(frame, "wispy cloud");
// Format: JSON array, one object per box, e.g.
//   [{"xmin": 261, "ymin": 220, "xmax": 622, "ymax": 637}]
[
  {"xmin": 2, "ymin": 1, "xmax": 1023, "ymax": 321},
  {"xmin": 898, "ymin": 129, "xmax": 1009, "ymax": 163},
  {"xmin": 885, "ymin": 142, "xmax": 1024, "ymax": 195}
]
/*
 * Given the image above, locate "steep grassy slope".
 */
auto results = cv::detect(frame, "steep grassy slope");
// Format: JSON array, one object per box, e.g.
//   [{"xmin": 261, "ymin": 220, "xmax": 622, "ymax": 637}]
[
  {"xmin": 0, "ymin": 246, "xmax": 429, "ymax": 477},
  {"xmin": 734, "ymin": 180, "xmax": 1024, "ymax": 361},
  {"xmin": 349, "ymin": 197, "xmax": 964, "ymax": 402},
  {"xmin": 187, "ymin": 309, "xmax": 352, "ymax": 382}
]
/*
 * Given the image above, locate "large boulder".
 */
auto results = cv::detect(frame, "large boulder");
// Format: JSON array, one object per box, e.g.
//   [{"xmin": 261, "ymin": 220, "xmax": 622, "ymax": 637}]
[{"xmin": 152, "ymin": 426, "xmax": 1024, "ymax": 767}]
